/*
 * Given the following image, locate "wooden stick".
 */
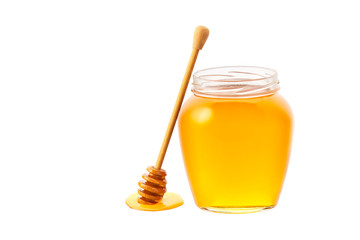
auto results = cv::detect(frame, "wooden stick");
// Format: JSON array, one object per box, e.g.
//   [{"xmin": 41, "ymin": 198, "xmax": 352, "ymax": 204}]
[{"xmin": 155, "ymin": 26, "xmax": 209, "ymax": 170}]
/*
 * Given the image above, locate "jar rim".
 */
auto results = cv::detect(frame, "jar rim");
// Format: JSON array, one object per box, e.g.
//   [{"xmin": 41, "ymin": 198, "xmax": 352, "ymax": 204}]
[
  {"xmin": 194, "ymin": 65, "xmax": 278, "ymax": 82},
  {"xmin": 192, "ymin": 66, "xmax": 280, "ymax": 99}
]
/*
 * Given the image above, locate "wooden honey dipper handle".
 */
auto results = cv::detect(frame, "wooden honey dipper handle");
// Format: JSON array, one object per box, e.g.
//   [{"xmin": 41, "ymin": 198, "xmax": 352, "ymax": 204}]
[{"xmin": 155, "ymin": 26, "xmax": 209, "ymax": 170}]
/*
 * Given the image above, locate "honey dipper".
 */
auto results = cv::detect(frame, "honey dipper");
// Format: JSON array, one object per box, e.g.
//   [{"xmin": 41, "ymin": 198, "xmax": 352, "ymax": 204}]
[{"xmin": 126, "ymin": 26, "xmax": 209, "ymax": 210}]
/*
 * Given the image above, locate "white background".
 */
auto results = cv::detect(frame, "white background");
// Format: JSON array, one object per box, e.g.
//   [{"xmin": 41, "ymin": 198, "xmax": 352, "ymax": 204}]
[{"xmin": 1, "ymin": 0, "xmax": 359, "ymax": 239}]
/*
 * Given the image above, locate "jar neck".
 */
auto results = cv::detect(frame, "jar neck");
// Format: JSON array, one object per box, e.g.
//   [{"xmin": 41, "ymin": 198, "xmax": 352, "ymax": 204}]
[{"xmin": 192, "ymin": 66, "xmax": 280, "ymax": 99}]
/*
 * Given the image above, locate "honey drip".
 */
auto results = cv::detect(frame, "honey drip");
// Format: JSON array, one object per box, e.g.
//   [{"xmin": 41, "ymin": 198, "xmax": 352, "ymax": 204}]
[{"xmin": 126, "ymin": 192, "xmax": 183, "ymax": 211}]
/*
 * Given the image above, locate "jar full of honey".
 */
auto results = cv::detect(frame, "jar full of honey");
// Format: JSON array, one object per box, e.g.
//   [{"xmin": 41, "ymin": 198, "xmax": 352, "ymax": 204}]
[{"xmin": 178, "ymin": 66, "xmax": 293, "ymax": 213}]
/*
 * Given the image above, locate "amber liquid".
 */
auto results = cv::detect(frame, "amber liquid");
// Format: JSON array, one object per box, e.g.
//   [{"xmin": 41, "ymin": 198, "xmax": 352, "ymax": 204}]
[
  {"xmin": 126, "ymin": 192, "xmax": 183, "ymax": 211},
  {"xmin": 178, "ymin": 93, "xmax": 293, "ymax": 213}
]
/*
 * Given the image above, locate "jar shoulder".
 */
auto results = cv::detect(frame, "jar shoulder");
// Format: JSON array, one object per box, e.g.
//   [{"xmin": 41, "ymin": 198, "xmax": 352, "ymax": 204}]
[
  {"xmin": 179, "ymin": 94, "xmax": 293, "ymax": 122},
  {"xmin": 266, "ymin": 93, "xmax": 293, "ymax": 120}
]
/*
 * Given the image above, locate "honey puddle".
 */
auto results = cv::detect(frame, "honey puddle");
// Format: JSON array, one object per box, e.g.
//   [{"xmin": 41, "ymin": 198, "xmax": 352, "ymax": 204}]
[{"xmin": 126, "ymin": 192, "xmax": 183, "ymax": 211}]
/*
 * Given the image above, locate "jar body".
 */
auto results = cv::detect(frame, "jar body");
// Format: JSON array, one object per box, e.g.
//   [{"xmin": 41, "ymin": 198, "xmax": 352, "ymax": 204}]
[{"xmin": 178, "ymin": 93, "xmax": 293, "ymax": 213}]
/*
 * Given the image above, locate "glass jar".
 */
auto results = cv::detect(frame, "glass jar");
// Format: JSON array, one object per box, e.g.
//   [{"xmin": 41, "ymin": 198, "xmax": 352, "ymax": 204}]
[{"xmin": 178, "ymin": 66, "xmax": 293, "ymax": 213}]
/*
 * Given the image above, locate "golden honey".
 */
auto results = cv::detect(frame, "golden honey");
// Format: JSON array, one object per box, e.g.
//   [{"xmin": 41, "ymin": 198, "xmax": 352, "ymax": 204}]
[
  {"xmin": 126, "ymin": 192, "xmax": 183, "ymax": 211},
  {"xmin": 126, "ymin": 166, "xmax": 184, "ymax": 211},
  {"xmin": 178, "ymin": 66, "xmax": 293, "ymax": 213}
]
